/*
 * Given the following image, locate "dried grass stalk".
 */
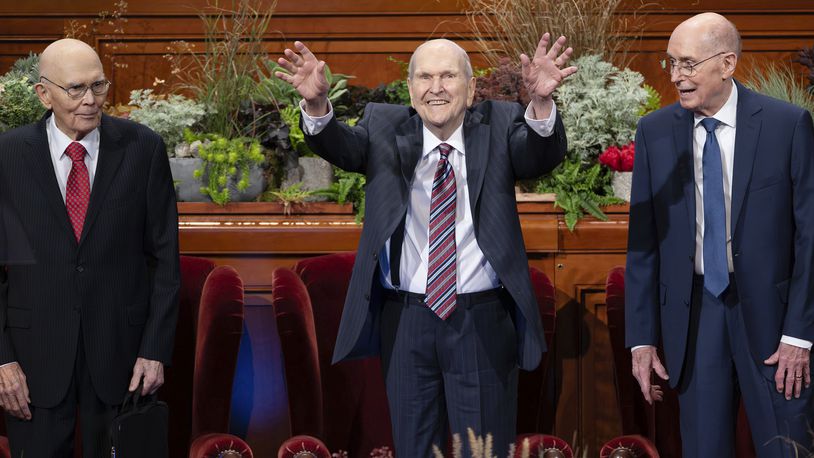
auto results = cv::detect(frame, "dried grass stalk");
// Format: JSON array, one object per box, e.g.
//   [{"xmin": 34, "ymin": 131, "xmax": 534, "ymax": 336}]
[{"xmin": 461, "ymin": 0, "xmax": 648, "ymax": 68}]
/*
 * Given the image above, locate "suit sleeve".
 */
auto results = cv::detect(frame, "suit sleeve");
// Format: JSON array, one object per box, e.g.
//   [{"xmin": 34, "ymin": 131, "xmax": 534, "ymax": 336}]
[
  {"xmin": 139, "ymin": 136, "xmax": 180, "ymax": 364},
  {"xmin": 303, "ymin": 104, "xmax": 372, "ymax": 174},
  {"xmin": 784, "ymin": 110, "xmax": 814, "ymax": 342},
  {"xmin": 625, "ymin": 119, "xmax": 661, "ymax": 348},
  {"xmin": 508, "ymin": 103, "xmax": 567, "ymax": 179}
]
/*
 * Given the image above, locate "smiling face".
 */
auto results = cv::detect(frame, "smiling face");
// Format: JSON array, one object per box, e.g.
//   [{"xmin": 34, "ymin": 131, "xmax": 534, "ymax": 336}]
[
  {"xmin": 666, "ymin": 14, "xmax": 738, "ymax": 116},
  {"xmin": 408, "ymin": 40, "xmax": 476, "ymax": 141},
  {"xmin": 35, "ymin": 39, "xmax": 107, "ymax": 141}
]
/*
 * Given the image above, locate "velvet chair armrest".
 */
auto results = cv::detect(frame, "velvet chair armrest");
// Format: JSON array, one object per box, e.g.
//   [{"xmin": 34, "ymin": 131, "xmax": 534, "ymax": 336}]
[
  {"xmin": 277, "ymin": 435, "xmax": 332, "ymax": 458},
  {"xmin": 189, "ymin": 433, "xmax": 253, "ymax": 458},
  {"xmin": 600, "ymin": 434, "xmax": 659, "ymax": 458}
]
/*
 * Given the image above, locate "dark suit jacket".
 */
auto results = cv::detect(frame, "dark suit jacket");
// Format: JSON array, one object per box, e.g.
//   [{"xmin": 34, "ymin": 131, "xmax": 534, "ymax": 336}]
[
  {"xmin": 0, "ymin": 113, "xmax": 180, "ymax": 407},
  {"xmin": 305, "ymin": 101, "xmax": 567, "ymax": 371},
  {"xmin": 625, "ymin": 81, "xmax": 814, "ymax": 387}
]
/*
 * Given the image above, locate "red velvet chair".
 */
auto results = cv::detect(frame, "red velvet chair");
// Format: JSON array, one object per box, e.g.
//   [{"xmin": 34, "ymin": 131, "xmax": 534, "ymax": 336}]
[
  {"xmin": 517, "ymin": 266, "xmax": 557, "ymax": 434},
  {"xmin": 606, "ymin": 266, "xmax": 756, "ymax": 458},
  {"xmin": 277, "ymin": 435, "xmax": 332, "ymax": 458},
  {"xmin": 514, "ymin": 433, "xmax": 573, "ymax": 458},
  {"xmin": 600, "ymin": 434, "xmax": 660, "ymax": 458},
  {"xmin": 273, "ymin": 252, "xmax": 560, "ymax": 455},
  {"xmin": 161, "ymin": 255, "xmax": 253, "ymax": 457}
]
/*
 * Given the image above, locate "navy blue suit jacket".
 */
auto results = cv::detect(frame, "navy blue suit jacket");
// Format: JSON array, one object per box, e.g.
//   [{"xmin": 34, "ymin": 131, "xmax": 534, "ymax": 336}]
[
  {"xmin": 625, "ymin": 81, "xmax": 814, "ymax": 387},
  {"xmin": 304, "ymin": 101, "xmax": 567, "ymax": 371}
]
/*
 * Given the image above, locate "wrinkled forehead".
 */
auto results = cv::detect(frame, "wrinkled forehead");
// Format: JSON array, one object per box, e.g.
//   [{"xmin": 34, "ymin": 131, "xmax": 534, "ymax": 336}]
[{"xmin": 410, "ymin": 40, "xmax": 470, "ymax": 76}]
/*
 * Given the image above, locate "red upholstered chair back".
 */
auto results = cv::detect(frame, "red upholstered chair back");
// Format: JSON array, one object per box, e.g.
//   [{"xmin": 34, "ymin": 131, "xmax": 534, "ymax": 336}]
[
  {"xmin": 272, "ymin": 267, "xmax": 324, "ymax": 439},
  {"xmin": 161, "ymin": 256, "xmax": 245, "ymax": 457},
  {"xmin": 292, "ymin": 252, "xmax": 394, "ymax": 456},
  {"xmin": 517, "ymin": 266, "xmax": 557, "ymax": 434},
  {"xmin": 606, "ymin": 266, "xmax": 682, "ymax": 457},
  {"xmin": 606, "ymin": 266, "xmax": 755, "ymax": 458}
]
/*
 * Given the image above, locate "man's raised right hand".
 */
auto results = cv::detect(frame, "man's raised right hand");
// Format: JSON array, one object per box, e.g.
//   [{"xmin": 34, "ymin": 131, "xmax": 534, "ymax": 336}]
[{"xmin": 275, "ymin": 41, "xmax": 330, "ymax": 116}]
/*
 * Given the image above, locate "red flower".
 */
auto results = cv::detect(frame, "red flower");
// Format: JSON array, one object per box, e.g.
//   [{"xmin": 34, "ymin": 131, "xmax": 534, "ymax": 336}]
[{"xmin": 600, "ymin": 142, "xmax": 635, "ymax": 172}]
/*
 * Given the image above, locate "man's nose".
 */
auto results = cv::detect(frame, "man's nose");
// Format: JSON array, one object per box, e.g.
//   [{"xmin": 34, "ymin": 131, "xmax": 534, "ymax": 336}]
[
  {"xmin": 430, "ymin": 76, "xmax": 444, "ymax": 93},
  {"xmin": 80, "ymin": 88, "xmax": 97, "ymax": 104}
]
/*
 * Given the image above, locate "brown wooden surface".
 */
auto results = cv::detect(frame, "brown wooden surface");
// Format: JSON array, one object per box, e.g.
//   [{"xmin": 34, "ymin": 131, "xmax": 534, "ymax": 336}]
[
  {"xmin": 1, "ymin": 1, "xmax": 812, "ymax": 105},
  {"xmin": 178, "ymin": 201, "xmax": 630, "ymax": 454}
]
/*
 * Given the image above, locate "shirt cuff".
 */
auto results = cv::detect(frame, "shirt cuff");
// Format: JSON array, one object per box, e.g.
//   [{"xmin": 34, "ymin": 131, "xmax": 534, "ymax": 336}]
[
  {"xmin": 631, "ymin": 345, "xmax": 654, "ymax": 353},
  {"xmin": 524, "ymin": 101, "xmax": 557, "ymax": 137},
  {"xmin": 781, "ymin": 335, "xmax": 813, "ymax": 350},
  {"xmin": 299, "ymin": 99, "xmax": 335, "ymax": 136}
]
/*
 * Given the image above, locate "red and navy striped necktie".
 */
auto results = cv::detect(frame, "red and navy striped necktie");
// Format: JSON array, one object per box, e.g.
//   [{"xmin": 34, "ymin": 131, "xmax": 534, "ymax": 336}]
[{"xmin": 426, "ymin": 142, "xmax": 457, "ymax": 319}]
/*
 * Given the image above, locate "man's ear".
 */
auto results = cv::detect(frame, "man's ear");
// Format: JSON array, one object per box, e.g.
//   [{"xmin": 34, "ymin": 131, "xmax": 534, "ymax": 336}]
[
  {"xmin": 466, "ymin": 76, "xmax": 476, "ymax": 107},
  {"xmin": 34, "ymin": 83, "xmax": 52, "ymax": 110},
  {"xmin": 407, "ymin": 78, "xmax": 417, "ymax": 109},
  {"xmin": 722, "ymin": 53, "xmax": 738, "ymax": 80}
]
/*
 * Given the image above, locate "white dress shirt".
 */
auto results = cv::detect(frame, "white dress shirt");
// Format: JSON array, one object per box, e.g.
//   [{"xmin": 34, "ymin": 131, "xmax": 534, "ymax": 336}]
[
  {"xmin": 301, "ymin": 100, "xmax": 557, "ymax": 293},
  {"xmin": 46, "ymin": 114, "xmax": 100, "ymax": 202},
  {"xmin": 634, "ymin": 81, "xmax": 811, "ymax": 351}
]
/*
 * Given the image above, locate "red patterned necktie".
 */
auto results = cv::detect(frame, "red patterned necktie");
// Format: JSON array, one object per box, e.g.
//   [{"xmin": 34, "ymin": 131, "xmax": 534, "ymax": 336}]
[
  {"xmin": 65, "ymin": 141, "xmax": 90, "ymax": 241},
  {"xmin": 426, "ymin": 143, "xmax": 457, "ymax": 319}
]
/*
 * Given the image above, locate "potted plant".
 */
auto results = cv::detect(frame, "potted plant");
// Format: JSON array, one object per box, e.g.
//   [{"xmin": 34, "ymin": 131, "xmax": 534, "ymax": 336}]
[
  {"xmin": 126, "ymin": 89, "xmax": 207, "ymax": 201},
  {"xmin": 186, "ymin": 130, "xmax": 266, "ymax": 205},
  {"xmin": 0, "ymin": 53, "xmax": 45, "ymax": 133}
]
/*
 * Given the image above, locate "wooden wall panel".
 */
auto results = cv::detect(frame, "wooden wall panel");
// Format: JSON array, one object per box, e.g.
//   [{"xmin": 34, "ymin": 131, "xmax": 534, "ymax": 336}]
[{"xmin": 1, "ymin": 1, "xmax": 812, "ymax": 105}]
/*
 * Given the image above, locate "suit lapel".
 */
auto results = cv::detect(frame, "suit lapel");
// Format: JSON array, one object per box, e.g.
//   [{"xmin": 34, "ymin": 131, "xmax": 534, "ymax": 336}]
[
  {"xmin": 730, "ymin": 82, "xmax": 762, "ymax": 234},
  {"xmin": 22, "ymin": 114, "xmax": 75, "ymax": 238},
  {"xmin": 672, "ymin": 106, "xmax": 696, "ymax": 238},
  {"xmin": 80, "ymin": 114, "xmax": 125, "ymax": 246},
  {"xmin": 463, "ymin": 110, "xmax": 489, "ymax": 215},
  {"xmin": 395, "ymin": 112, "xmax": 423, "ymax": 188}
]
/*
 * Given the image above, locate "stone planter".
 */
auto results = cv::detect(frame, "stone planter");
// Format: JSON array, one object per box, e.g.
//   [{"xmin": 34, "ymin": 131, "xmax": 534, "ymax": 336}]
[
  {"xmin": 611, "ymin": 171, "xmax": 633, "ymax": 202},
  {"xmin": 281, "ymin": 156, "xmax": 334, "ymax": 201},
  {"xmin": 169, "ymin": 157, "xmax": 266, "ymax": 203},
  {"xmin": 169, "ymin": 157, "xmax": 204, "ymax": 202}
]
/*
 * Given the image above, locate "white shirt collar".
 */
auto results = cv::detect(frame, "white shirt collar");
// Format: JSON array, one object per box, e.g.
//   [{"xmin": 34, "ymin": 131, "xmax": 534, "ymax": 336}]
[
  {"xmin": 694, "ymin": 80, "xmax": 738, "ymax": 129},
  {"xmin": 47, "ymin": 113, "xmax": 99, "ymax": 160},
  {"xmin": 421, "ymin": 122, "xmax": 465, "ymax": 158}
]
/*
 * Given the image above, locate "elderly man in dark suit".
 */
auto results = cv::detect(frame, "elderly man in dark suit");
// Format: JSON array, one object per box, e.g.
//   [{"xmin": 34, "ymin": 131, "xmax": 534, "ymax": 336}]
[
  {"xmin": 276, "ymin": 36, "xmax": 574, "ymax": 456},
  {"xmin": 0, "ymin": 38, "xmax": 180, "ymax": 457},
  {"xmin": 626, "ymin": 13, "xmax": 813, "ymax": 457}
]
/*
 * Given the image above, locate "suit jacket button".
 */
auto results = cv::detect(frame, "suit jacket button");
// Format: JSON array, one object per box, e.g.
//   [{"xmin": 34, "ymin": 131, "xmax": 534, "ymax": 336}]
[
  {"xmin": 76, "ymin": 265, "xmax": 84, "ymax": 273},
  {"xmin": 364, "ymin": 293, "xmax": 370, "ymax": 301},
  {"xmin": 373, "ymin": 253, "xmax": 378, "ymax": 261}
]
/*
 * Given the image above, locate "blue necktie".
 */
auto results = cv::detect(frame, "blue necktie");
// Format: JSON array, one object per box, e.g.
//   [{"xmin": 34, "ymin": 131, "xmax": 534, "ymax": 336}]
[{"xmin": 700, "ymin": 117, "xmax": 729, "ymax": 297}]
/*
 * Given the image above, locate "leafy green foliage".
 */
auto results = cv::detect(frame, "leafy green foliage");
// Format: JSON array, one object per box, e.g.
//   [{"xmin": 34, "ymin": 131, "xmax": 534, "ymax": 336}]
[
  {"xmin": 0, "ymin": 75, "xmax": 45, "ymax": 133},
  {"xmin": 640, "ymin": 84, "xmax": 662, "ymax": 116},
  {"xmin": 556, "ymin": 54, "xmax": 648, "ymax": 160},
  {"xmin": 186, "ymin": 130, "xmax": 265, "ymax": 205},
  {"xmin": 128, "ymin": 89, "xmax": 207, "ymax": 152},
  {"xmin": 279, "ymin": 105, "xmax": 312, "ymax": 156},
  {"xmin": 316, "ymin": 167, "xmax": 366, "ymax": 223},
  {"xmin": 0, "ymin": 53, "xmax": 45, "ymax": 132},
  {"xmin": 744, "ymin": 63, "xmax": 814, "ymax": 117},
  {"xmin": 255, "ymin": 61, "xmax": 352, "ymax": 108},
  {"xmin": 265, "ymin": 182, "xmax": 314, "ymax": 215},
  {"xmin": 536, "ymin": 157, "xmax": 622, "ymax": 231}
]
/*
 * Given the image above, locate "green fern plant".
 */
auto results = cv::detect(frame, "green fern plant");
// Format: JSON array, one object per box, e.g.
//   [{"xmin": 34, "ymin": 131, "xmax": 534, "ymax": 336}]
[
  {"xmin": 536, "ymin": 158, "xmax": 621, "ymax": 231},
  {"xmin": 316, "ymin": 168, "xmax": 366, "ymax": 223}
]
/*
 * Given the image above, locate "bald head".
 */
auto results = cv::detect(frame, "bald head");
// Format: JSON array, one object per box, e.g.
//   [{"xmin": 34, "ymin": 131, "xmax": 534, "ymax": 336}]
[
  {"xmin": 408, "ymin": 39, "xmax": 473, "ymax": 80},
  {"xmin": 39, "ymin": 39, "xmax": 103, "ymax": 81},
  {"xmin": 35, "ymin": 38, "xmax": 107, "ymax": 141},
  {"xmin": 673, "ymin": 12, "xmax": 742, "ymax": 57}
]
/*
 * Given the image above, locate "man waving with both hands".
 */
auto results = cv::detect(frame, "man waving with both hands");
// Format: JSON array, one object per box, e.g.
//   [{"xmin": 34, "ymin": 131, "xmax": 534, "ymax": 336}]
[{"xmin": 275, "ymin": 34, "xmax": 575, "ymax": 456}]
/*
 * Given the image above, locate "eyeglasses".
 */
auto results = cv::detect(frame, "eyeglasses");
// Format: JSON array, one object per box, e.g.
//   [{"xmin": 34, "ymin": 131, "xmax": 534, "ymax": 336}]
[
  {"xmin": 39, "ymin": 76, "xmax": 111, "ymax": 99},
  {"xmin": 661, "ymin": 52, "xmax": 726, "ymax": 77}
]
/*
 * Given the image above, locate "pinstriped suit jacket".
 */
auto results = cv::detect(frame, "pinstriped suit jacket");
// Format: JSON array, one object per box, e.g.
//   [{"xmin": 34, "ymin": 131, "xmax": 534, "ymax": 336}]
[
  {"xmin": 0, "ymin": 113, "xmax": 180, "ymax": 407},
  {"xmin": 304, "ymin": 101, "xmax": 567, "ymax": 371}
]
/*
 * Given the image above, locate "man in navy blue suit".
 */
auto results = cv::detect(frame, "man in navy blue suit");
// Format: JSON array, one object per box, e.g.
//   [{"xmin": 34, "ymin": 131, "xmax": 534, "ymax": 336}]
[
  {"xmin": 626, "ymin": 12, "xmax": 813, "ymax": 457},
  {"xmin": 276, "ymin": 37, "xmax": 574, "ymax": 456}
]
